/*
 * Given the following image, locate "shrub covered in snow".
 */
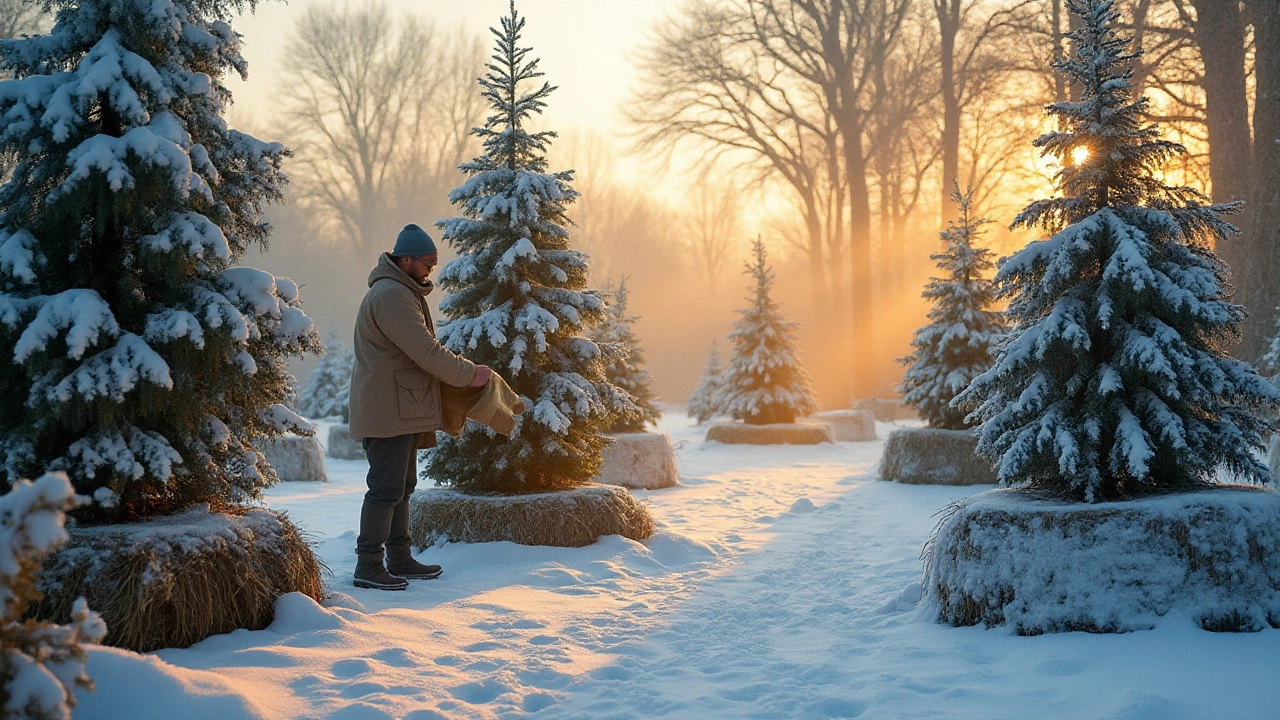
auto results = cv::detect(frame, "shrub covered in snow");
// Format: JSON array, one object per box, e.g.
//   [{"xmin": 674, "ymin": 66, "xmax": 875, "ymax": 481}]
[
  {"xmin": 425, "ymin": 4, "xmax": 634, "ymax": 494},
  {"xmin": 721, "ymin": 238, "xmax": 819, "ymax": 425},
  {"xmin": 687, "ymin": 341, "xmax": 725, "ymax": 425},
  {"xmin": 1, "ymin": 472, "xmax": 105, "ymax": 719},
  {"xmin": 591, "ymin": 278, "xmax": 661, "ymax": 433},
  {"xmin": 0, "ymin": 0, "xmax": 322, "ymax": 519},
  {"xmin": 899, "ymin": 185, "xmax": 1002, "ymax": 429},
  {"xmin": 298, "ymin": 328, "xmax": 353, "ymax": 422},
  {"xmin": 953, "ymin": 0, "xmax": 1277, "ymax": 502}
]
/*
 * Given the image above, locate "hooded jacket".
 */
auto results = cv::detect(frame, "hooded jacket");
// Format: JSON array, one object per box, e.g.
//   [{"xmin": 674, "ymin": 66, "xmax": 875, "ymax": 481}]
[{"xmin": 348, "ymin": 253, "xmax": 477, "ymax": 443}]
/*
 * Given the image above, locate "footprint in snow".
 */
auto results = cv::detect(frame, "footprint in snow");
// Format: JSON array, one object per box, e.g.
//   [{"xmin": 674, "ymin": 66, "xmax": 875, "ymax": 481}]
[{"xmin": 789, "ymin": 497, "xmax": 817, "ymax": 513}]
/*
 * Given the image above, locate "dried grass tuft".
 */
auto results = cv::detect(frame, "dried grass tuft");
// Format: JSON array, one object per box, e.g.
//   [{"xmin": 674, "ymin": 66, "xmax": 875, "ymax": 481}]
[
  {"xmin": 30, "ymin": 507, "xmax": 325, "ymax": 652},
  {"xmin": 410, "ymin": 484, "xmax": 655, "ymax": 548},
  {"xmin": 705, "ymin": 421, "xmax": 833, "ymax": 445}
]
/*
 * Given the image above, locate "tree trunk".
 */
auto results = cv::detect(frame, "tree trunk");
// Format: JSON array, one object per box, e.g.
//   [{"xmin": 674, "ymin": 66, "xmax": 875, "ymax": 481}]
[
  {"xmin": 1191, "ymin": 1, "xmax": 1251, "ymax": 274},
  {"xmin": 938, "ymin": 0, "xmax": 961, "ymax": 225},
  {"xmin": 842, "ymin": 116, "xmax": 876, "ymax": 400},
  {"xmin": 1244, "ymin": 0, "xmax": 1280, "ymax": 361}
]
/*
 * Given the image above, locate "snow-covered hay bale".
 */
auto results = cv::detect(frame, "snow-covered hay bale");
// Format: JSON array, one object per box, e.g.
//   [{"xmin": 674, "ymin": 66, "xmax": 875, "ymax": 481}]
[
  {"xmin": 409, "ymin": 484, "xmax": 654, "ymax": 548},
  {"xmin": 854, "ymin": 397, "xmax": 916, "ymax": 421},
  {"xmin": 30, "ymin": 507, "xmax": 324, "ymax": 652},
  {"xmin": 326, "ymin": 424, "xmax": 367, "ymax": 461},
  {"xmin": 811, "ymin": 409, "xmax": 876, "ymax": 442},
  {"xmin": 922, "ymin": 487, "xmax": 1280, "ymax": 634},
  {"xmin": 596, "ymin": 432, "xmax": 679, "ymax": 490},
  {"xmin": 879, "ymin": 427, "xmax": 995, "ymax": 485},
  {"xmin": 704, "ymin": 421, "xmax": 833, "ymax": 445},
  {"xmin": 260, "ymin": 434, "xmax": 327, "ymax": 482}
]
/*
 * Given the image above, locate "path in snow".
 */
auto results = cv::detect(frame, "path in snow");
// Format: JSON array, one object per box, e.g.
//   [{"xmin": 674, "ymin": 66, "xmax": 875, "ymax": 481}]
[{"xmin": 70, "ymin": 414, "xmax": 1280, "ymax": 719}]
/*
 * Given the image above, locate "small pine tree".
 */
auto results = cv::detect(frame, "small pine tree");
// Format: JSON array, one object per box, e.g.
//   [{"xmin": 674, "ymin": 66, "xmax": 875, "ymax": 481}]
[
  {"xmin": 955, "ymin": 0, "xmax": 1278, "ymax": 502},
  {"xmin": 0, "ymin": 1, "xmax": 322, "ymax": 520},
  {"xmin": 687, "ymin": 341, "xmax": 726, "ymax": 425},
  {"xmin": 298, "ymin": 327, "xmax": 354, "ymax": 422},
  {"xmin": 721, "ymin": 237, "xmax": 819, "ymax": 425},
  {"xmin": 591, "ymin": 278, "xmax": 661, "ymax": 432},
  {"xmin": 1, "ymin": 472, "xmax": 106, "ymax": 719},
  {"xmin": 425, "ymin": 2, "xmax": 633, "ymax": 494},
  {"xmin": 899, "ymin": 184, "xmax": 1004, "ymax": 429}
]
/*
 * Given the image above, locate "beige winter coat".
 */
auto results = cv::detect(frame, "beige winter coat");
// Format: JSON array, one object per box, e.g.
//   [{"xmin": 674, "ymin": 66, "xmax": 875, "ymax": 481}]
[{"xmin": 348, "ymin": 254, "xmax": 477, "ymax": 443}]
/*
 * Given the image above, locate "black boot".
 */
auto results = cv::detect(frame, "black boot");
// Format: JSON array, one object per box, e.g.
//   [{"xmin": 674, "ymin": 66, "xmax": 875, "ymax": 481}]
[
  {"xmin": 353, "ymin": 553, "xmax": 408, "ymax": 591},
  {"xmin": 386, "ymin": 546, "xmax": 443, "ymax": 580}
]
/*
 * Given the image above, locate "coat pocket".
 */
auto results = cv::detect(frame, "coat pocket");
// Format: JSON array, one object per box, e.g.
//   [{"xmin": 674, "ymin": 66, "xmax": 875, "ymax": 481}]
[{"xmin": 394, "ymin": 367, "xmax": 439, "ymax": 421}]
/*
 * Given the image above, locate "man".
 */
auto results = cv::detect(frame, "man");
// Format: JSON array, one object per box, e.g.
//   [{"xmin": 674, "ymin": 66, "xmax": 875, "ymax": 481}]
[{"xmin": 348, "ymin": 223, "xmax": 492, "ymax": 590}]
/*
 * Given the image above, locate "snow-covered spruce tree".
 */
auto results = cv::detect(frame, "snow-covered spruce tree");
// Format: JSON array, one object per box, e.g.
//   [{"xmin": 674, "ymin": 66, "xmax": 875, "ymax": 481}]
[
  {"xmin": 591, "ymin": 277, "xmax": 660, "ymax": 433},
  {"xmin": 721, "ymin": 237, "xmax": 819, "ymax": 425},
  {"xmin": 954, "ymin": 0, "xmax": 1278, "ymax": 502},
  {"xmin": 899, "ymin": 184, "xmax": 1003, "ymax": 429},
  {"xmin": 0, "ymin": 1, "xmax": 322, "ymax": 521},
  {"xmin": 425, "ymin": 2, "xmax": 633, "ymax": 494},
  {"xmin": 298, "ymin": 327, "xmax": 353, "ymax": 422},
  {"xmin": 1, "ymin": 472, "xmax": 106, "ymax": 719},
  {"xmin": 687, "ymin": 341, "xmax": 725, "ymax": 425}
]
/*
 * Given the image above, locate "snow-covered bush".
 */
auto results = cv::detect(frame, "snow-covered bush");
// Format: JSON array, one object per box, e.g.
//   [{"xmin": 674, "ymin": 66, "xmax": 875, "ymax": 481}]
[
  {"xmin": 899, "ymin": 185, "xmax": 1002, "ymax": 429},
  {"xmin": 298, "ymin": 328, "xmax": 353, "ymax": 421},
  {"xmin": 591, "ymin": 278, "xmax": 660, "ymax": 432},
  {"xmin": 687, "ymin": 342, "xmax": 725, "ymax": 425},
  {"xmin": 0, "ymin": 1, "xmax": 322, "ymax": 519},
  {"xmin": 721, "ymin": 238, "xmax": 819, "ymax": 425},
  {"xmin": 425, "ymin": 4, "xmax": 634, "ymax": 494},
  {"xmin": 954, "ymin": 0, "xmax": 1277, "ymax": 502},
  {"xmin": 1, "ymin": 472, "xmax": 106, "ymax": 719}
]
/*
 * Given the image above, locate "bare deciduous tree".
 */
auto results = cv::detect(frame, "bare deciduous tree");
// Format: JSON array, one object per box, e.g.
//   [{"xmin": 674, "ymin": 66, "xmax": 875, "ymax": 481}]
[{"xmin": 279, "ymin": 1, "xmax": 485, "ymax": 256}]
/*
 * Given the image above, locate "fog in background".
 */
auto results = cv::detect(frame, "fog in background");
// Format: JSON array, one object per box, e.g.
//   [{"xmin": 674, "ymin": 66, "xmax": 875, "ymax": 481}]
[{"xmin": 221, "ymin": 0, "xmax": 1262, "ymax": 409}]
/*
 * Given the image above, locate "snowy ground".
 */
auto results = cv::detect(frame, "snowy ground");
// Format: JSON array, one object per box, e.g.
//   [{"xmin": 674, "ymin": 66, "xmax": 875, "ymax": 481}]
[{"xmin": 72, "ymin": 412, "xmax": 1279, "ymax": 719}]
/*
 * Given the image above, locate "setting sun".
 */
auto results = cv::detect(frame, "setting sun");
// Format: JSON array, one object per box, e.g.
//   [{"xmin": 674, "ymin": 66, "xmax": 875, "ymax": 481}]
[{"xmin": 1072, "ymin": 145, "xmax": 1090, "ymax": 165}]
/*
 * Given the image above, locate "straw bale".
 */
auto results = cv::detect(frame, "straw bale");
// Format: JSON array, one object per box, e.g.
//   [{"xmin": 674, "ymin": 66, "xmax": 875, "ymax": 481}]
[
  {"xmin": 409, "ymin": 484, "xmax": 654, "ymax": 548},
  {"xmin": 922, "ymin": 487, "xmax": 1280, "ymax": 634},
  {"xmin": 596, "ymin": 432, "xmax": 679, "ymax": 490},
  {"xmin": 853, "ymin": 397, "xmax": 917, "ymax": 421},
  {"xmin": 327, "ymin": 424, "xmax": 367, "ymax": 461},
  {"xmin": 810, "ymin": 409, "xmax": 876, "ymax": 442},
  {"xmin": 879, "ymin": 427, "xmax": 995, "ymax": 485},
  {"xmin": 30, "ymin": 506, "xmax": 324, "ymax": 652},
  {"xmin": 704, "ymin": 421, "xmax": 833, "ymax": 445},
  {"xmin": 261, "ymin": 434, "xmax": 327, "ymax": 482}
]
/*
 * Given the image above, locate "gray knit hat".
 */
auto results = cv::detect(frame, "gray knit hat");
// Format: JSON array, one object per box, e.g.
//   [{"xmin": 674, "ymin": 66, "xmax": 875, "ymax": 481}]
[{"xmin": 391, "ymin": 223, "xmax": 437, "ymax": 257}]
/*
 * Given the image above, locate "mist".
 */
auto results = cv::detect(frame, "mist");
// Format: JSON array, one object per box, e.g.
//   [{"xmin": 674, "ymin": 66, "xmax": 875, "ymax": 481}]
[{"xmin": 231, "ymin": 0, "xmax": 1268, "ymax": 410}]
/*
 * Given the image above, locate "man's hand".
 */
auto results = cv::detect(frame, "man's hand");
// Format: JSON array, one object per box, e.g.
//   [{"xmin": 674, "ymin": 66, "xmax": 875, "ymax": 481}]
[{"xmin": 470, "ymin": 365, "xmax": 492, "ymax": 388}]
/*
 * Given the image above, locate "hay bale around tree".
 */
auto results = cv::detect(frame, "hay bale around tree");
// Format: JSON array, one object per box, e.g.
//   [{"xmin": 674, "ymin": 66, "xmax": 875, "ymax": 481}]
[
  {"xmin": 326, "ymin": 424, "xmax": 367, "ymax": 462},
  {"xmin": 705, "ymin": 421, "xmax": 833, "ymax": 445},
  {"xmin": 810, "ymin": 409, "xmax": 876, "ymax": 442},
  {"xmin": 30, "ymin": 506, "xmax": 325, "ymax": 652},
  {"xmin": 595, "ymin": 432, "xmax": 679, "ymax": 490},
  {"xmin": 409, "ymin": 484, "xmax": 654, "ymax": 548},
  {"xmin": 879, "ymin": 427, "xmax": 995, "ymax": 485},
  {"xmin": 854, "ymin": 397, "xmax": 917, "ymax": 422},
  {"xmin": 260, "ymin": 434, "xmax": 327, "ymax": 482},
  {"xmin": 921, "ymin": 487, "xmax": 1280, "ymax": 634}
]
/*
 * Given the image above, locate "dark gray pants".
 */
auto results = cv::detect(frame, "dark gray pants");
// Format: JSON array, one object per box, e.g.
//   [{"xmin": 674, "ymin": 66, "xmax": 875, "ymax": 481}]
[{"xmin": 356, "ymin": 434, "xmax": 419, "ymax": 558}]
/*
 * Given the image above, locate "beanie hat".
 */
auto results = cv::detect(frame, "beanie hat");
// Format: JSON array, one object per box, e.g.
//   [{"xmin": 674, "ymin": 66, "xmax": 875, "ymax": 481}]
[{"xmin": 391, "ymin": 224, "xmax": 437, "ymax": 257}]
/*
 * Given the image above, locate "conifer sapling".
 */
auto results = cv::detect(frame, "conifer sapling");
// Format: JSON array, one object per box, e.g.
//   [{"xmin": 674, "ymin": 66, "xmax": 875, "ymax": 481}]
[
  {"xmin": 0, "ymin": 0, "xmax": 323, "ymax": 520},
  {"xmin": 426, "ymin": 1, "xmax": 634, "ymax": 494},
  {"xmin": 900, "ymin": 184, "xmax": 1003, "ymax": 429},
  {"xmin": 721, "ymin": 237, "xmax": 819, "ymax": 425},
  {"xmin": 591, "ymin": 277, "xmax": 660, "ymax": 433},
  {"xmin": 954, "ymin": 0, "xmax": 1278, "ymax": 501},
  {"xmin": 687, "ymin": 341, "xmax": 725, "ymax": 425},
  {"xmin": 298, "ymin": 327, "xmax": 354, "ymax": 422}
]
